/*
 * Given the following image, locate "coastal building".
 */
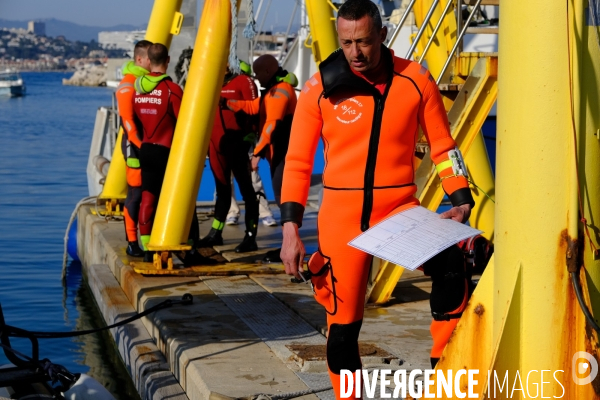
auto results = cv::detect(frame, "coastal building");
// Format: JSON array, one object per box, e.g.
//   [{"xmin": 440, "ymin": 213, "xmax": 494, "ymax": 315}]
[
  {"xmin": 98, "ymin": 30, "xmax": 146, "ymax": 56},
  {"xmin": 27, "ymin": 20, "xmax": 45, "ymax": 36}
]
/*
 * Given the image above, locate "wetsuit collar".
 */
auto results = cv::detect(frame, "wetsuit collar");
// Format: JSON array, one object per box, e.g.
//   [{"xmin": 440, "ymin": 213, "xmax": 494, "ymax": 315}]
[
  {"xmin": 135, "ymin": 72, "xmax": 171, "ymax": 94},
  {"xmin": 319, "ymin": 44, "xmax": 394, "ymax": 99},
  {"xmin": 122, "ymin": 61, "xmax": 149, "ymax": 78}
]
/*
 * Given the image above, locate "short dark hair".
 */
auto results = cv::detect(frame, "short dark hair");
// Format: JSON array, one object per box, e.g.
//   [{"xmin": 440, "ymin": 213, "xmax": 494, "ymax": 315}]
[
  {"xmin": 133, "ymin": 39, "xmax": 152, "ymax": 59},
  {"xmin": 337, "ymin": 0, "xmax": 383, "ymax": 30},
  {"xmin": 148, "ymin": 43, "xmax": 169, "ymax": 66}
]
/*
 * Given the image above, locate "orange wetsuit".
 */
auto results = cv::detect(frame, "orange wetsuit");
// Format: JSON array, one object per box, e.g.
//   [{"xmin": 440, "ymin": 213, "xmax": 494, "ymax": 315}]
[
  {"xmin": 226, "ymin": 72, "xmax": 297, "ymax": 205},
  {"xmin": 280, "ymin": 47, "xmax": 475, "ymax": 398},
  {"xmin": 115, "ymin": 61, "xmax": 147, "ymax": 243}
]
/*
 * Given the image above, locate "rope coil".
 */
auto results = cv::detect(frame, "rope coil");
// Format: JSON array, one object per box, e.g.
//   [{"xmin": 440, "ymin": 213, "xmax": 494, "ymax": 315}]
[{"xmin": 244, "ymin": 0, "xmax": 257, "ymax": 39}]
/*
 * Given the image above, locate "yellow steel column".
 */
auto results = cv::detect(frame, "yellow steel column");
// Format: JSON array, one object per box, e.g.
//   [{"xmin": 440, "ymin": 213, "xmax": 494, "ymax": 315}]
[
  {"xmin": 99, "ymin": 0, "xmax": 184, "ymax": 205},
  {"xmin": 148, "ymin": 0, "xmax": 236, "ymax": 250},
  {"xmin": 98, "ymin": 128, "xmax": 127, "ymax": 202},
  {"xmin": 305, "ymin": 0, "xmax": 338, "ymax": 64},
  {"xmin": 464, "ymin": 130, "xmax": 495, "ymax": 241},
  {"xmin": 490, "ymin": 0, "xmax": 596, "ymax": 396},
  {"xmin": 573, "ymin": 0, "xmax": 600, "ymax": 320},
  {"xmin": 145, "ymin": 0, "xmax": 184, "ymax": 47}
]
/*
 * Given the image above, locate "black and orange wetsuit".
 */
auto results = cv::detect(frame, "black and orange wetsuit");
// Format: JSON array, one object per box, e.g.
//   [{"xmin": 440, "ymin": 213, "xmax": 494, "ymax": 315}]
[
  {"xmin": 226, "ymin": 70, "xmax": 297, "ymax": 205},
  {"xmin": 132, "ymin": 73, "xmax": 199, "ymax": 250},
  {"xmin": 208, "ymin": 73, "xmax": 259, "ymax": 232},
  {"xmin": 280, "ymin": 47, "xmax": 475, "ymax": 399},
  {"xmin": 115, "ymin": 61, "xmax": 147, "ymax": 244}
]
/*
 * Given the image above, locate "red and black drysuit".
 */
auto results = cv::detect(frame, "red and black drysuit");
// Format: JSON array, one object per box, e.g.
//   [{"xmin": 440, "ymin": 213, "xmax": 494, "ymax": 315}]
[
  {"xmin": 226, "ymin": 69, "xmax": 297, "ymax": 205},
  {"xmin": 133, "ymin": 73, "xmax": 199, "ymax": 248},
  {"xmin": 209, "ymin": 73, "xmax": 259, "ymax": 230},
  {"xmin": 280, "ymin": 47, "xmax": 475, "ymax": 399}
]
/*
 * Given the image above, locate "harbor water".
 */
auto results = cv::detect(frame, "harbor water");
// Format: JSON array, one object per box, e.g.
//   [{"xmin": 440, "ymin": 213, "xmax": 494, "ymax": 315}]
[{"xmin": 0, "ymin": 72, "xmax": 139, "ymax": 399}]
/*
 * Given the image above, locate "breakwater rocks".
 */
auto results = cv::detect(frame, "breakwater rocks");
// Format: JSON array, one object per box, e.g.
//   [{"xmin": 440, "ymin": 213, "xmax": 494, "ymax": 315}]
[{"xmin": 62, "ymin": 64, "xmax": 107, "ymax": 87}]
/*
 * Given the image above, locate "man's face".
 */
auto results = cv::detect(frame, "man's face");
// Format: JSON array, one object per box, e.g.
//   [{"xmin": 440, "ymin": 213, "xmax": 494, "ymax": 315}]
[
  {"xmin": 337, "ymin": 15, "xmax": 387, "ymax": 73},
  {"xmin": 136, "ymin": 54, "xmax": 151, "ymax": 71}
]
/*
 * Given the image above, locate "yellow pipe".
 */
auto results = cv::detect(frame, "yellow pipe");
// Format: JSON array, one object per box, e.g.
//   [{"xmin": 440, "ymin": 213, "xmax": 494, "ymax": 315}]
[
  {"xmin": 305, "ymin": 0, "xmax": 338, "ymax": 64},
  {"xmin": 492, "ymin": 0, "xmax": 592, "ymax": 396},
  {"xmin": 464, "ymin": 131, "xmax": 494, "ymax": 241},
  {"xmin": 100, "ymin": 0, "xmax": 184, "ymax": 204},
  {"xmin": 573, "ymin": 0, "xmax": 600, "ymax": 319},
  {"xmin": 145, "ymin": 0, "xmax": 184, "ymax": 48},
  {"xmin": 98, "ymin": 128, "xmax": 127, "ymax": 200},
  {"xmin": 148, "ymin": 0, "xmax": 236, "ymax": 250}
]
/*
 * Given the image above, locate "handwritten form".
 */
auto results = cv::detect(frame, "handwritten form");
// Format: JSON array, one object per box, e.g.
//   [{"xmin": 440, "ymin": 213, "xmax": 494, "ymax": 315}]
[{"xmin": 348, "ymin": 206, "xmax": 482, "ymax": 271}]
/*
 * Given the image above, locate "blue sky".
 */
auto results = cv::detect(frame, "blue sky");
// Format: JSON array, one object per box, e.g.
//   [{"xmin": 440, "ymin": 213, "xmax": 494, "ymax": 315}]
[{"xmin": 0, "ymin": 0, "xmax": 299, "ymax": 29}]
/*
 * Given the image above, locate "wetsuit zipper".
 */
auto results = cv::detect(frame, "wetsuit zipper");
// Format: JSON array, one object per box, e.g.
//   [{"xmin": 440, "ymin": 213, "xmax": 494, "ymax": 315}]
[{"xmin": 360, "ymin": 82, "xmax": 393, "ymax": 232}]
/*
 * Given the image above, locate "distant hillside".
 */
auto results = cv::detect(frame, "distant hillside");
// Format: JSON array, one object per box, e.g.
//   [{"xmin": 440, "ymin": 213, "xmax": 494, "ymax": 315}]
[{"xmin": 0, "ymin": 18, "xmax": 144, "ymax": 42}]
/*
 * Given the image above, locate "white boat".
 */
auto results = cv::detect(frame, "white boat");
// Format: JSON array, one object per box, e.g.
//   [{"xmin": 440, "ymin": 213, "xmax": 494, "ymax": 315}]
[{"xmin": 0, "ymin": 69, "xmax": 26, "ymax": 97}]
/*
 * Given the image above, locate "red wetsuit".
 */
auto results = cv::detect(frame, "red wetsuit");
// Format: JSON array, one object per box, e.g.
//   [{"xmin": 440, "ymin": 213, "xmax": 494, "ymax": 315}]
[
  {"xmin": 227, "ymin": 76, "xmax": 297, "ymax": 205},
  {"xmin": 208, "ymin": 73, "xmax": 259, "ymax": 230},
  {"xmin": 281, "ymin": 47, "xmax": 475, "ymax": 399},
  {"xmin": 134, "ymin": 73, "xmax": 182, "ymax": 148},
  {"xmin": 133, "ymin": 74, "xmax": 191, "ymax": 247}
]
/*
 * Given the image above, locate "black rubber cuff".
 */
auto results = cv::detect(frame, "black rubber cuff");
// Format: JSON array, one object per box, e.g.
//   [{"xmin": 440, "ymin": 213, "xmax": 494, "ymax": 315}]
[
  {"xmin": 449, "ymin": 187, "xmax": 475, "ymax": 208},
  {"xmin": 431, "ymin": 311, "xmax": 463, "ymax": 321},
  {"xmin": 280, "ymin": 202, "xmax": 305, "ymax": 228}
]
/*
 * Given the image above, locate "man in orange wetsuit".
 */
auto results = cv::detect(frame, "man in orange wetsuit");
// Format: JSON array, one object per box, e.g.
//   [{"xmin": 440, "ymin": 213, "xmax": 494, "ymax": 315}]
[
  {"xmin": 279, "ymin": 1, "xmax": 475, "ymax": 397},
  {"xmin": 115, "ymin": 39, "xmax": 152, "ymax": 257},
  {"xmin": 224, "ymin": 55, "xmax": 298, "ymax": 261}
]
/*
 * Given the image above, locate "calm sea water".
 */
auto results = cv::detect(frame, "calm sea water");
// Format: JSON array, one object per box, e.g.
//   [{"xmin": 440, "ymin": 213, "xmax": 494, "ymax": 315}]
[{"xmin": 0, "ymin": 72, "xmax": 139, "ymax": 399}]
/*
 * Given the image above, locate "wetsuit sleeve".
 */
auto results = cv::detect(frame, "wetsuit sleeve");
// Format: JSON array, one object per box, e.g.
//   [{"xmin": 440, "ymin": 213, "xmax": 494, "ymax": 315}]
[
  {"xmin": 116, "ymin": 78, "xmax": 142, "ymax": 149},
  {"xmin": 280, "ymin": 79, "xmax": 323, "ymax": 227},
  {"xmin": 169, "ymin": 83, "xmax": 184, "ymax": 120},
  {"xmin": 419, "ymin": 76, "xmax": 474, "ymax": 208},
  {"xmin": 226, "ymin": 96, "xmax": 261, "ymax": 115},
  {"xmin": 253, "ymin": 84, "xmax": 293, "ymax": 157}
]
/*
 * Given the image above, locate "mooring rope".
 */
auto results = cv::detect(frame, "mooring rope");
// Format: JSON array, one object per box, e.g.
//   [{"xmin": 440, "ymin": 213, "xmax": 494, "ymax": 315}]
[{"xmin": 229, "ymin": 0, "xmax": 241, "ymax": 74}]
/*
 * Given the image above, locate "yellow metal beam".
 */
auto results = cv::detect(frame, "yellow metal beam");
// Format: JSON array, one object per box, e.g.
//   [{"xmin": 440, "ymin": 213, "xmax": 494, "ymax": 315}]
[
  {"xmin": 145, "ymin": 0, "xmax": 184, "ymax": 48},
  {"xmin": 305, "ymin": 0, "xmax": 338, "ymax": 64},
  {"xmin": 98, "ymin": 128, "xmax": 127, "ymax": 201},
  {"xmin": 437, "ymin": 1, "xmax": 600, "ymax": 396},
  {"xmin": 465, "ymin": 129, "xmax": 495, "ymax": 241},
  {"xmin": 573, "ymin": 0, "xmax": 600, "ymax": 320},
  {"xmin": 148, "ymin": 0, "xmax": 237, "ymax": 251}
]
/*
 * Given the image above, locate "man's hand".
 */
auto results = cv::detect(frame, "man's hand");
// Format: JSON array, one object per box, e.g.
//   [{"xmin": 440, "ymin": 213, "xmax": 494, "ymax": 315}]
[
  {"xmin": 440, "ymin": 203, "xmax": 472, "ymax": 223},
  {"xmin": 251, "ymin": 155, "xmax": 260, "ymax": 171},
  {"xmin": 281, "ymin": 222, "xmax": 306, "ymax": 280}
]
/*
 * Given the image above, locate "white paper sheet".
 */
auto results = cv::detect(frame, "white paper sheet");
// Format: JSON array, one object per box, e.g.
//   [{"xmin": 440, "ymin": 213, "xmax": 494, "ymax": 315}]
[{"xmin": 348, "ymin": 206, "xmax": 482, "ymax": 271}]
